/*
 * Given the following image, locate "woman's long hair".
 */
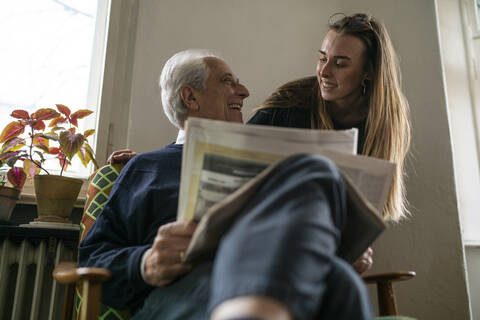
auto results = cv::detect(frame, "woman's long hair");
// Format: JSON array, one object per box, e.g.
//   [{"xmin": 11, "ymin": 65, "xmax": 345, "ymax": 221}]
[{"xmin": 257, "ymin": 14, "xmax": 411, "ymax": 221}]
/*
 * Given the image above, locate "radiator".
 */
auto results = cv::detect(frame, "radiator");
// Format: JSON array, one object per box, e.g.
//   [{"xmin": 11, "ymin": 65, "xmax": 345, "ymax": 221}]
[{"xmin": 0, "ymin": 237, "xmax": 75, "ymax": 320}]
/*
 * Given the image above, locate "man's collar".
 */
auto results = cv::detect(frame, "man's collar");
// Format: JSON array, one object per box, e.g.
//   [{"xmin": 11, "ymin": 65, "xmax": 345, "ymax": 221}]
[{"xmin": 176, "ymin": 130, "xmax": 185, "ymax": 144}]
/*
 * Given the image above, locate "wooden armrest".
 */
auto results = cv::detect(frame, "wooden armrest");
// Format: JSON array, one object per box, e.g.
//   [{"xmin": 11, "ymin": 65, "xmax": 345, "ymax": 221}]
[
  {"xmin": 53, "ymin": 262, "xmax": 111, "ymax": 320},
  {"xmin": 362, "ymin": 271, "xmax": 416, "ymax": 284},
  {"xmin": 362, "ymin": 271, "xmax": 415, "ymax": 316},
  {"xmin": 53, "ymin": 261, "xmax": 111, "ymax": 284}
]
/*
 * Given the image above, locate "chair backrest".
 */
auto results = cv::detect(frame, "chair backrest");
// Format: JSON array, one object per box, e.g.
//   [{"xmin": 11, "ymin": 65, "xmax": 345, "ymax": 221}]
[{"xmin": 76, "ymin": 164, "xmax": 130, "ymax": 320}]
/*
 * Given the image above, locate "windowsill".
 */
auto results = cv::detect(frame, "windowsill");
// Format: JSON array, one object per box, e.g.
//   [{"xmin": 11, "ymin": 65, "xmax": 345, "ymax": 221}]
[
  {"xmin": 17, "ymin": 178, "xmax": 88, "ymax": 208},
  {"xmin": 465, "ymin": 240, "xmax": 480, "ymax": 248}
]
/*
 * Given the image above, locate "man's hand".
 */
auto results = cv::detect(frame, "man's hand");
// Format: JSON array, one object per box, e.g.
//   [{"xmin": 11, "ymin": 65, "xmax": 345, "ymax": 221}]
[
  {"xmin": 107, "ymin": 149, "xmax": 137, "ymax": 165},
  {"xmin": 352, "ymin": 247, "xmax": 373, "ymax": 275},
  {"xmin": 143, "ymin": 221, "xmax": 197, "ymax": 286}
]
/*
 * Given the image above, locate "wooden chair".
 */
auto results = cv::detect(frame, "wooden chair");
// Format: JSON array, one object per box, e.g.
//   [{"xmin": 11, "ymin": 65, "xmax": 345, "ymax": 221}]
[
  {"xmin": 53, "ymin": 263, "xmax": 415, "ymax": 319},
  {"xmin": 52, "ymin": 164, "xmax": 416, "ymax": 319}
]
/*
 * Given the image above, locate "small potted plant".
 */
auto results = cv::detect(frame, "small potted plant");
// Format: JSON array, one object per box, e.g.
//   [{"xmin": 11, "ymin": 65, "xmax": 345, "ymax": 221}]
[
  {"xmin": 0, "ymin": 104, "xmax": 98, "ymax": 222},
  {"xmin": 0, "ymin": 165, "xmax": 26, "ymax": 222}
]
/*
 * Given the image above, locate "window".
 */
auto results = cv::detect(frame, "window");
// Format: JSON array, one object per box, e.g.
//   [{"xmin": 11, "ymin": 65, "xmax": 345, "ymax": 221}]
[
  {"xmin": 0, "ymin": 0, "xmax": 108, "ymax": 179},
  {"xmin": 459, "ymin": 0, "xmax": 480, "ymax": 243}
]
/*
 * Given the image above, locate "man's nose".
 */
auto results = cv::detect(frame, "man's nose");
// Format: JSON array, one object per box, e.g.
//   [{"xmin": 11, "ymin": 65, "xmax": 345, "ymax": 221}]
[{"xmin": 237, "ymin": 83, "xmax": 250, "ymax": 99}]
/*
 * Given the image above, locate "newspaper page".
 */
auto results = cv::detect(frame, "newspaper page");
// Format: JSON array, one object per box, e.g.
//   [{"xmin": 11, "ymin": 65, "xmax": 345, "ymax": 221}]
[
  {"xmin": 178, "ymin": 118, "xmax": 394, "ymax": 264},
  {"xmin": 177, "ymin": 118, "xmax": 359, "ymax": 221}
]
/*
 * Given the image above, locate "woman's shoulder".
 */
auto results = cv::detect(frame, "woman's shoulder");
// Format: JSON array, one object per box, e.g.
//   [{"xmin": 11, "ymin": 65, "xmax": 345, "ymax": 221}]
[
  {"xmin": 246, "ymin": 76, "xmax": 317, "ymax": 128},
  {"xmin": 264, "ymin": 76, "xmax": 318, "ymax": 108},
  {"xmin": 247, "ymin": 105, "xmax": 311, "ymax": 128},
  {"xmin": 276, "ymin": 76, "xmax": 318, "ymax": 91}
]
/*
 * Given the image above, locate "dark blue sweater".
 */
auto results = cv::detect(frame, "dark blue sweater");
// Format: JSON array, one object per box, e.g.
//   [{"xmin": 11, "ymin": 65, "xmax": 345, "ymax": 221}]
[{"xmin": 79, "ymin": 144, "xmax": 183, "ymax": 311}]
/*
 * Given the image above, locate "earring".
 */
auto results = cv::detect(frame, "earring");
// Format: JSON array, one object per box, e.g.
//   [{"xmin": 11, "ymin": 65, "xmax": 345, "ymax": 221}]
[{"xmin": 361, "ymin": 80, "xmax": 367, "ymax": 96}]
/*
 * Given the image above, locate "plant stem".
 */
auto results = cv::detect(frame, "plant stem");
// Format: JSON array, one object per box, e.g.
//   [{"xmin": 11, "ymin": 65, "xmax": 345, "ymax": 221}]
[{"xmin": 28, "ymin": 125, "xmax": 49, "ymax": 175}]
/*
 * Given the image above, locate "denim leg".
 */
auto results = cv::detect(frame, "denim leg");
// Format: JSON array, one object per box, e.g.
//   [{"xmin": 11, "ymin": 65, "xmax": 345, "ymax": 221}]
[
  {"xmin": 208, "ymin": 154, "xmax": 351, "ymax": 319},
  {"xmin": 316, "ymin": 256, "xmax": 374, "ymax": 319},
  {"xmin": 132, "ymin": 262, "xmax": 213, "ymax": 320}
]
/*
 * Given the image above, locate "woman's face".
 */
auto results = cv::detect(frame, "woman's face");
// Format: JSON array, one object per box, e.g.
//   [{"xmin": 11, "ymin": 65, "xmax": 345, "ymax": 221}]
[{"xmin": 316, "ymin": 30, "xmax": 369, "ymax": 107}]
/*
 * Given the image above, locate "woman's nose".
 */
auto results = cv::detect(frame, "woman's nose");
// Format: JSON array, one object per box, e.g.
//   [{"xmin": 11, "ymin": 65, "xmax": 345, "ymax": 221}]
[{"xmin": 320, "ymin": 62, "xmax": 331, "ymax": 78}]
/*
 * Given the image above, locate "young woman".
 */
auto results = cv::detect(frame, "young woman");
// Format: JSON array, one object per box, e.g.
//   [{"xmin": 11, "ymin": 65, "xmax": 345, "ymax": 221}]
[{"xmin": 248, "ymin": 13, "xmax": 411, "ymax": 222}]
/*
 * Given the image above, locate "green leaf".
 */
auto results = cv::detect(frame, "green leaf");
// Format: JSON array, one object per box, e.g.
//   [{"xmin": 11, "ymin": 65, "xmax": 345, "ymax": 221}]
[
  {"xmin": 59, "ymin": 130, "xmax": 85, "ymax": 160},
  {"xmin": 39, "ymin": 133, "xmax": 59, "ymax": 141},
  {"xmin": 84, "ymin": 143, "xmax": 98, "ymax": 169},
  {"xmin": 6, "ymin": 154, "xmax": 24, "ymax": 167},
  {"xmin": 34, "ymin": 151, "xmax": 45, "ymax": 162},
  {"xmin": 23, "ymin": 159, "xmax": 41, "ymax": 180}
]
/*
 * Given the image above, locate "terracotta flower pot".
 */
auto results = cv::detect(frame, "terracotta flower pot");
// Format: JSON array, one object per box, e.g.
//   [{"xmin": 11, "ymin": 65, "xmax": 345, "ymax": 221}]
[
  {"xmin": 0, "ymin": 186, "xmax": 21, "ymax": 221},
  {"xmin": 34, "ymin": 175, "xmax": 83, "ymax": 220}
]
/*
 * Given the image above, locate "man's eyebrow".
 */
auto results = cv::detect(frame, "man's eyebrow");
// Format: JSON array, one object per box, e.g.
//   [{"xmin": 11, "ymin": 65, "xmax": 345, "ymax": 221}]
[
  {"xmin": 318, "ymin": 50, "xmax": 351, "ymax": 60},
  {"xmin": 222, "ymin": 73, "xmax": 240, "ymax": 83}
]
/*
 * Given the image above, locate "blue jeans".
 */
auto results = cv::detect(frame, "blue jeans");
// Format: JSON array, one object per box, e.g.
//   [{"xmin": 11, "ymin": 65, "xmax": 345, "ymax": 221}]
[{"xmin": 133, "ymin": 154, "xmax": 374, "ymax": 320}]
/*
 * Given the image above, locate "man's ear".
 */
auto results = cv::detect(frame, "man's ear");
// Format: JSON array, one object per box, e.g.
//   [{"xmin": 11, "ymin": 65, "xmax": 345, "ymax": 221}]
[{"xmin": 180, "ymin": 86, "xmax": 199, "ymax": 111}]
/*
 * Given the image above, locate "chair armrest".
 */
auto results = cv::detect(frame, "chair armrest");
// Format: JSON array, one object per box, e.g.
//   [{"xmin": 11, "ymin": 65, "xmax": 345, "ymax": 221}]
[
  {"xmin": 53, "ymin": 262, "xmax": 111, "ymax": 320},
  {"xmin": 362, "ymin": 271, "xmax": 415, "ymax": 316},
  {"xmin": 53, "ymin": 261, "xmax": 111, "ymax": 284},
  {"xmin": 362, "ymin": 271, "xmax": 416, "ymax": 284}
]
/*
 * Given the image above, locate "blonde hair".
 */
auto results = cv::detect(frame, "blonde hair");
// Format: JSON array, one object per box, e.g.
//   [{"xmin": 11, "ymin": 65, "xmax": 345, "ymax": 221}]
[{"xmin": 257, "ymin": 14, "xmax": 411, "ymax": 221}]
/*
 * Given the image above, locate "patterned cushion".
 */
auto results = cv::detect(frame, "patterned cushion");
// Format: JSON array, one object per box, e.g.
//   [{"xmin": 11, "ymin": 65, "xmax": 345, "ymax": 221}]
[{"xmin": 76, "ymin": 164, "xmax": 130, "ymax": 320}]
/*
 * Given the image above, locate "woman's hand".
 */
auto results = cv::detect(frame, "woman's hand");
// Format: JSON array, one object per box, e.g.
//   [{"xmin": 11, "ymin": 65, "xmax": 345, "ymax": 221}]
[
  {"xmin": 143, "ymin": 220, "xmax": 197, "ymax": 286},
  {"xmin": 107, "ymin": 149, "xmax": 137, "ymax": 165},
  {"xmin": 352, "ymin": 247, "xmax": 373, "ymax": 275}
]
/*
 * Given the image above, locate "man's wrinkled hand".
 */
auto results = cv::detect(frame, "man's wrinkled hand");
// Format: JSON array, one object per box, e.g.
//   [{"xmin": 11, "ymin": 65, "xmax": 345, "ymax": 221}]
[
  {"xmin": 107, "ymin": 149, "xmax": 137, "ymax": 165},
  {"xmin": 143, "ymin": 220, "xmax": 197, "ymax": 286},
  {"xmin": 352, "ymin": 247, "xmax": 373, "ymax": 275}
]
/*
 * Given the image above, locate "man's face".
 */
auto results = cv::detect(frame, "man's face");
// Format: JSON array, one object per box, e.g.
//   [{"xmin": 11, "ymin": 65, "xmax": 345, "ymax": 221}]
[{"xmin": 189, "ymin": 57, "xmax": 249, "ymax": 123}]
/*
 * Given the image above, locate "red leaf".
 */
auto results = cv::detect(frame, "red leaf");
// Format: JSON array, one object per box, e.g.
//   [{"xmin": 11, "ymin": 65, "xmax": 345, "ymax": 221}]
[
  {"xmin": 33, "ymin": 134, "xmax": 49, "ymax": 147},
  {"xmin": 31, "ymin": 108, "xmax": 60, "ymax": 121},
  {"xmin": 1, "ymin": 137, "xmax": 26, "ymax": 153},
  {"xmin": 49, "ymin": 116, "xmax": 67, "ymax": 127},
  {"xmin": 7, "ymin": 167, "xmax": 26, "ymax": 190},
  {"xmin": 49, "ymin": 147, "xmax": 61, "ymax": 155},
  {"xmin": 0, "ymin": 150, "xmax": 21, "ymax": 161},
  {"xmin": 55, "ymin": 104, "xmax": 71, "ymax": 117},
  {"xmin": 0, "ymin": 121, "xmax": 25, "ymax": 143},
  {"xmin": 70, "ymin": 109, "xmax": 93, "ymax": 127},
  {"xmin": 11, "ymin": 110, "xmax": 30, "ymax": 120},
  {"xmin": 31, "ymin": 120, "xmax": 46, "ymax": 131}
]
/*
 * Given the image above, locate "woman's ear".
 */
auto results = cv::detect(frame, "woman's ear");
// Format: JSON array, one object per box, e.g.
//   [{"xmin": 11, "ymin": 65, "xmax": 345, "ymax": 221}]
[{"xmin": 180, "ymin": 86, "xmax": 199, "ymax": 111}]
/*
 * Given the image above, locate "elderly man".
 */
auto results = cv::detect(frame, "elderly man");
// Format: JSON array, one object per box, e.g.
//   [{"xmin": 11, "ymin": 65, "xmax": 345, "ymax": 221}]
[{"xmin": 79, "ymin": 49, "xmax": 373, "ymax": 320}]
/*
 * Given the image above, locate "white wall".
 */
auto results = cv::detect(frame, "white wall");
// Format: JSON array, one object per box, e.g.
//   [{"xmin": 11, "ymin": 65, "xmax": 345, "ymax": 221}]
[{"xmin": 113, "ymin": 0, "xmax": 472, "ymax": 318}]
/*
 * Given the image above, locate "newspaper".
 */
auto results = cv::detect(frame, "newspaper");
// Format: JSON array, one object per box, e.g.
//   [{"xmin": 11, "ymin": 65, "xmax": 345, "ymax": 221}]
[{"xmin": 177, "ymin": 118, "xmax": 393, "ymax": 264}]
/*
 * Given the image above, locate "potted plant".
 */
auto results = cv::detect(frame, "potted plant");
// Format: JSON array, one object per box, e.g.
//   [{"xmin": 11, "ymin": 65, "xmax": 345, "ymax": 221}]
[
  {"xmin": 0, "ymin": 104, "xmax": 98, "ymax": 222},
  {"xmin": 0, "ymin": 166, "xmax": 26, "ymax": 222}
]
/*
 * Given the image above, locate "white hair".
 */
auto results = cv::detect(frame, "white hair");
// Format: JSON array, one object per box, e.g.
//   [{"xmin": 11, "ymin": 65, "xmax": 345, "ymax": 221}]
[{"xmin": 159, "ymin": 49, "xmax": 221, "ymax": 128}]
